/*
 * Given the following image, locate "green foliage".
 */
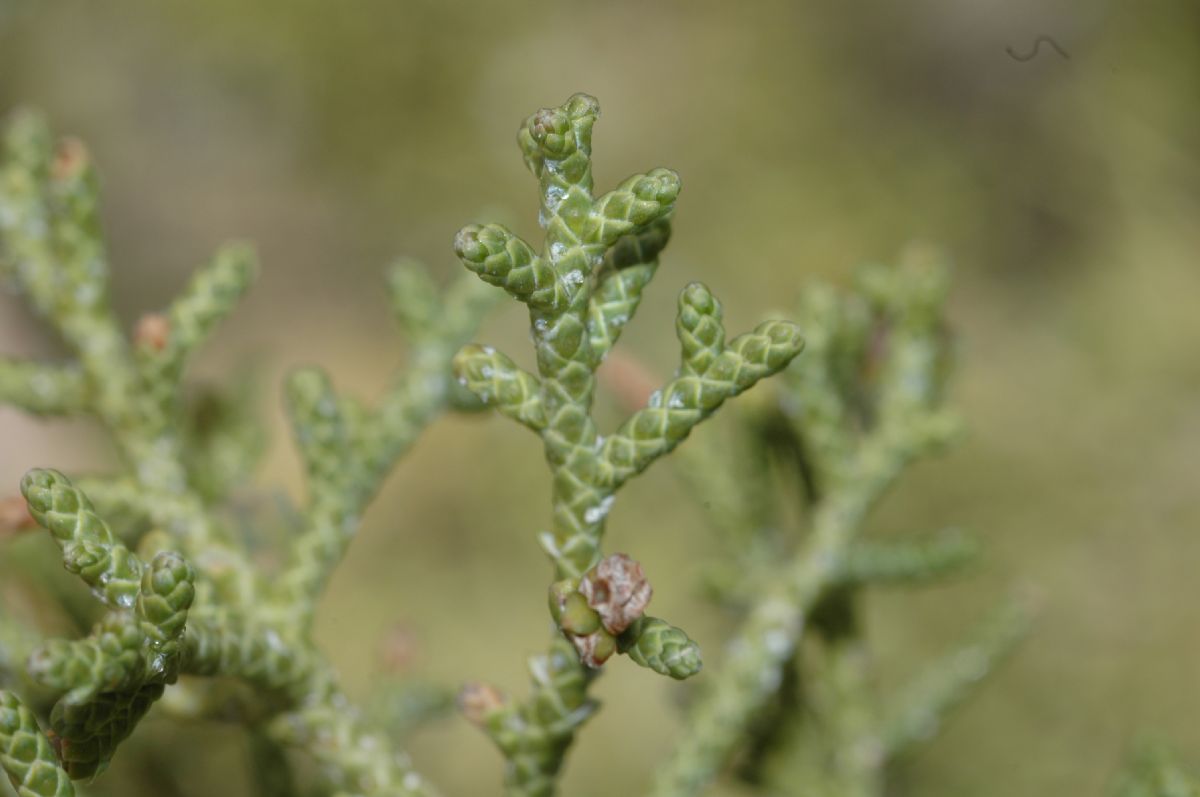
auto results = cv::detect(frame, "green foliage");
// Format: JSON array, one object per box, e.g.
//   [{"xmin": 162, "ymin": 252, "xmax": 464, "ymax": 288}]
[
  {"xmin": 450, "ymin": 93, "xmax": 802, "ymax": 795},
  {"xmin": 0, "ymin": 107, "xmax": 492, "ymax": 795},
  {"xmin": 0, "ymin": 691, "xmax": 73, "ymax": 797},
  {"xmin": 0, "ymin": 92, "xmax": 1169, "ymax": 797},
  {"xmin": 645, "ymin": 251, "xmax": 1026, "ymax": 797},
  {"xmin": 618, "ymin": 618, "xmax": 703, "ymax": 681}
]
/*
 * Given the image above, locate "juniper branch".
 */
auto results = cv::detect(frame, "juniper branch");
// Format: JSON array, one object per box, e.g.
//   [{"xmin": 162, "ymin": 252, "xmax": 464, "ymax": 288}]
[
  {"xmin": 276, "ymin": 270, "xmax": 497, "ymax": 622},
  {"xmin": 368, "ymin": 268, "xmax": 498, "ymax": 471},
  {"xmin": 0, "ymin": 690, "xmax": 74, "ymax": 797},
  {"xmin": 0, "ymin": 95, "xmax": 1038, "ymax": 797},
  {"xmin": 650, "ymin": 435, "xmax": 912, "ymax": 797},
  {"xmin": 134, "ymin": 244, "xmax": 257, "ymax": 436},
  {"xmin": 597, "ymin": 349, "xmax": 776, "ymax": 553},
  {"xmin": 1, "ymin": 107, "xmax": 497, "ymax": 794},
  {"xmin": 452, "ymin": 93, "xmax": 801, "ymax": 796},
  {"xmin": 22, "ymin": 469, "xmax": 144, "ymax": 612},
  {"xmin": 0, "ymin": 113, "xmax": 136, "ymax": 429},
  {"xmin": 600, "ymin": 284, "xmax": 804, "ymax": 489},
  {"xmin": 18, "ymin": 469, "xmax": 197, "ymax": 778},
  {"xmin": 461, "ymin": 637, "xmax": 598, "ymax": 797},
  {"xmin": 0, "ymin": 110, "xmax": 261, "ymax": 599},
  {"xmin": 651, "ymin": 259, "xmax": 962, "ymax": 797},
  {"xmin": 456, "ymin": 346, "xmax": 547, "ymax": 431}
]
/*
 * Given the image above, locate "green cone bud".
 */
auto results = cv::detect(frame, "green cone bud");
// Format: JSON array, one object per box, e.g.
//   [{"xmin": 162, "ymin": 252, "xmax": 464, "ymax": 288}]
[{"xmin": 619, "ymin": 617, "xmax": 702, "ymax": 680}]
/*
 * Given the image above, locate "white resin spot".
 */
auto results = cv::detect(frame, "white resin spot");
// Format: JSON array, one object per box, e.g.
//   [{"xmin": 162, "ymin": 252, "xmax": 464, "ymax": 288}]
[{"xmin": 583, "ymin": 495, "xmax": 616, "ymax": 525}]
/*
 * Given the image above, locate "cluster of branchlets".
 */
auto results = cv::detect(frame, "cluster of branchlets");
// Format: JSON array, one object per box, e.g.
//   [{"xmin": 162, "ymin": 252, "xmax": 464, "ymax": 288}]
[
  {"xmin": 0, "ymin": 93, "xmax": 1048, "ymax": 797},
  {"xmin": 0, "ymin": 109, "xmax": 496, "ymax": 796},
  {"xmin": 602, "ymin": 251, "xmax": 1029, "ymax": 797},
  {"xmin": 449, "ymin": 93, "xmax": 804, "ymax": 796}
]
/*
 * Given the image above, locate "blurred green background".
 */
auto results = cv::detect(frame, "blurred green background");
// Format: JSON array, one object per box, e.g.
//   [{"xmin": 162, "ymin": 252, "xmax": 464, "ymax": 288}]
[{"xmin": 1, "ymin": 1, "xmax": 1198, "ymax": 794}]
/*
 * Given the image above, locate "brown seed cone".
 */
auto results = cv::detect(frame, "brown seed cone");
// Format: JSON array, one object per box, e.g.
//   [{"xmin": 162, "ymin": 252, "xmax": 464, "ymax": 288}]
[{"xmin": 580, "ymin": 553, "xmax": 652, "ymax": 635}]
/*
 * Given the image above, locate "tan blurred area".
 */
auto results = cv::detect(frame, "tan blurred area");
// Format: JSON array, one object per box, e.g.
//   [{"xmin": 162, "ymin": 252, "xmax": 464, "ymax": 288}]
[{"xmin": 1, "ymin": 1, "xmax": 1197, "ymax": 794}]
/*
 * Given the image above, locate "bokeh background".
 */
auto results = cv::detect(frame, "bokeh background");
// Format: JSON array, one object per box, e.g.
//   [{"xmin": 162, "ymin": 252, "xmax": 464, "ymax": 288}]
[{"xmin": 1, "ymin": 1, "xmax": 1198, "ymax": 794}]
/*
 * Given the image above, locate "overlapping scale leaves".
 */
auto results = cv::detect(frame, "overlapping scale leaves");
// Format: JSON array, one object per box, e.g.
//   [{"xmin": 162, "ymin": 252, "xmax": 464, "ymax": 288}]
[
  {"xmin": 13, "ymin": 470, "xmax": 196, "ymax": 778},
  {"xmin": 648, "ymin": 255, "xmax": 1028, "ymax": 797},
  {"xmin": 0, "ymin": 691, "xmax": 74, "ymax": 797},
  {"xmin": 450, "ymin": 93, "xmax": 803, "ymax": 796},
  {"xmin": 0, "ymin": 107, "xmax": 491, "ymax": 795}
]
